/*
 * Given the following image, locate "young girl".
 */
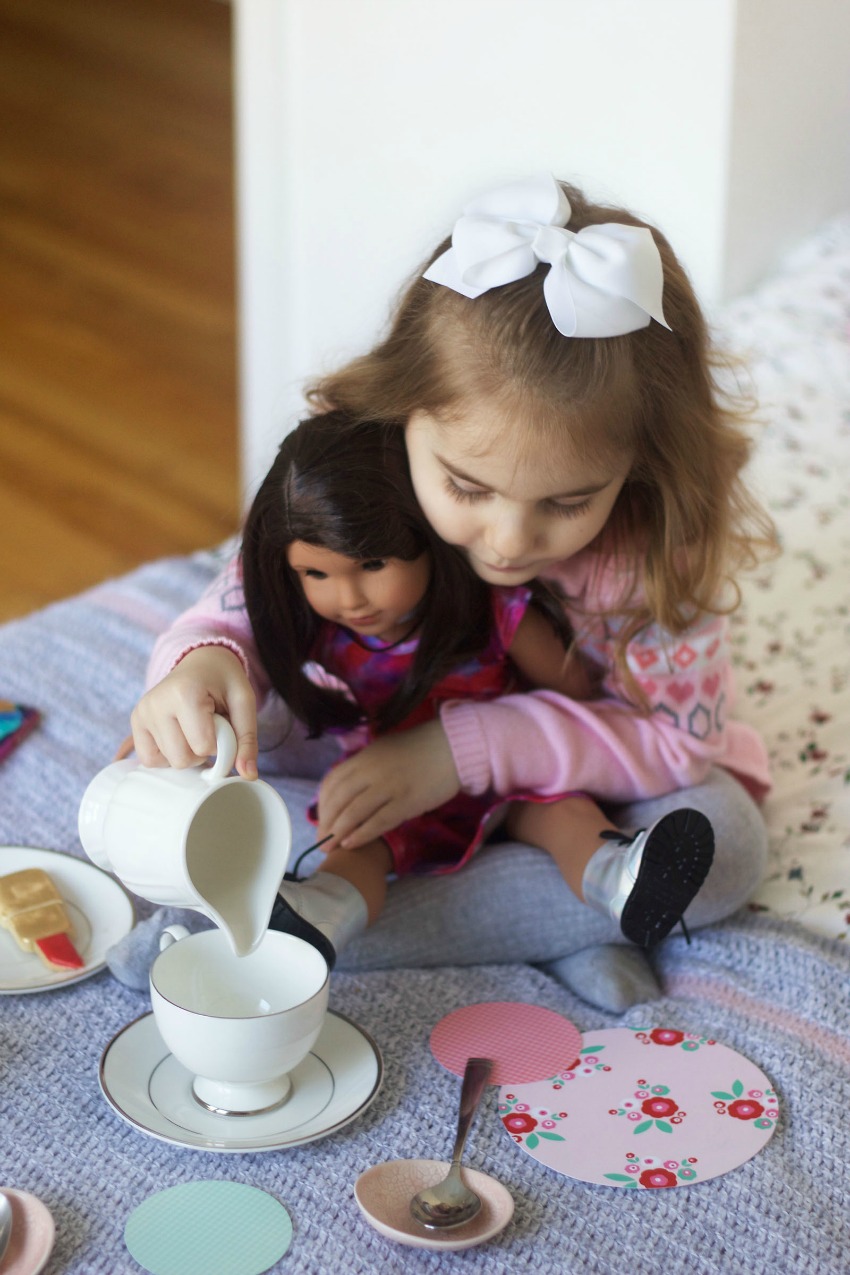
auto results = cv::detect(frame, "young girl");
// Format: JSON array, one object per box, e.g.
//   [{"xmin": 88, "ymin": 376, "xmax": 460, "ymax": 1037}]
[
  {"xmin": 137, "ymin": 410, "xmax": 711, "ymax": 968},
  {"xmin": 127, "ymin": 172, "xmax": 772, "ymax": 1007}
]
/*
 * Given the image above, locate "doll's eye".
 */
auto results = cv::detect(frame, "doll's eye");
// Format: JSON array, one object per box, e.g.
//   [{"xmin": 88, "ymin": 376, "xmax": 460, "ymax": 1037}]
[
  {"xmin": 304, "ymin": 568, "xmax": 328, "ymax": 580},
  {"xmin": 361, "ymin": 559, "xmax": 387, "ymax": 573}
]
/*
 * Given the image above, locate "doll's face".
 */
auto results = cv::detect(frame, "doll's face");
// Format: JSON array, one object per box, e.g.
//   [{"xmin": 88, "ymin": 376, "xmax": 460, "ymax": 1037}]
[
  {"xmin": 405, "ymin": 401, "xmax": 630, "ymax": 585},
  {"xmin": 286, "ymin": 542, "xmax": 431, "ymax": 645}
]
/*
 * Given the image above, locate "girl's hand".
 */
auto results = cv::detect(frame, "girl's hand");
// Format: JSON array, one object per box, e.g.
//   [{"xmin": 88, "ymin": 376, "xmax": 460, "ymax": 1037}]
[
  {"xmin": 317, "ymin": 720, "xmax": 460, "ymax": 849},
  {"xmin": 129, "ymin": 646, "xmax": 259, "ymax": 779}
]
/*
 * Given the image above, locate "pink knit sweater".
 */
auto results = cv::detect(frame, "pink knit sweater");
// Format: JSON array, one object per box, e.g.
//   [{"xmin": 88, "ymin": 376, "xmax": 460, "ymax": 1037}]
[{"xmin": 147, "ymin": 551, "xmax": 770, "ymax": 805}]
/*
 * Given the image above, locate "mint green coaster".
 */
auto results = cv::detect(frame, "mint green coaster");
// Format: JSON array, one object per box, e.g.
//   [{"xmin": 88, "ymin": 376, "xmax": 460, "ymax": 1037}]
[{"xmin": 125, "ymin": 1181, "xmax": 293, "ymax": 1275}]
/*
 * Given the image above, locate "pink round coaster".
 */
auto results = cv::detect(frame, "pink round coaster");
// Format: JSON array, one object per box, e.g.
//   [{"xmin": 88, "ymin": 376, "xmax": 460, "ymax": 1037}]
[
  {"xmin": 1, "ymin": 1188, "xmax": 55, "ymax": 1275},
  {"xmin": 498, "ymin": 1026, "xmax": 780, "ymax": 1187},
  {"xmin": 430, "ymin": 1002, "xmax": 582, "ymax": 1085}
]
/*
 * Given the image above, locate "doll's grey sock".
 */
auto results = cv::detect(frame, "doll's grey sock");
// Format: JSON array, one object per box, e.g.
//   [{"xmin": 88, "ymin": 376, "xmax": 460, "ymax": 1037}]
[
  {"xmin": 106, "ymin": 906, "xmax": 212, "ymax": 991},
  {"xmin": 540, "ymin": 944, "xmax": 662, "ymax": 1013},
  {"xmin": 275, "ymin": 872, "xmax": 368, "ymax": 955}
]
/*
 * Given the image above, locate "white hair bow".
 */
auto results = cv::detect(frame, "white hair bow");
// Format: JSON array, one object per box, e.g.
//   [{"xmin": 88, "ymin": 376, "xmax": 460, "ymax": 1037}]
[{"xmin": 423, "ymin": 173, "xmax": 671, "ymax": 338}]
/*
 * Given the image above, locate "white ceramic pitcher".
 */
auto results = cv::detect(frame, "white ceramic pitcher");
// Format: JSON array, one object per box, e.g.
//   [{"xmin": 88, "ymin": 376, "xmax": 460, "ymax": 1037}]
[{"xmin": 78, "ymin": 715, "xmax": 291, "ymax": 956}]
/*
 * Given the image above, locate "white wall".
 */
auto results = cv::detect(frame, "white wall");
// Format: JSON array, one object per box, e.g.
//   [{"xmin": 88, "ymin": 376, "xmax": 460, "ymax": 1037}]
[
  {"xmin": 233, "ymin": 0, "xmax": 850, "ymax": 498},
  {"xmin": 724, "ymin": 0, "xmax": 850, "ymax": 298}
]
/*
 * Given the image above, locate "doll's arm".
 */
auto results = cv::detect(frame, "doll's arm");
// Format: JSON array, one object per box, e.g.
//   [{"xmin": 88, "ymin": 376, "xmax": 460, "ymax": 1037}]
[{"xmin": 507, "ymin": 606, "xmax": 599, "ymax": 700}]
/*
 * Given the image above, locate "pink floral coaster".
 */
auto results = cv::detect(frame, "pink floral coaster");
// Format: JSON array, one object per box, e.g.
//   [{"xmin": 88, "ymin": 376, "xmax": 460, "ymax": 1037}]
[
  {"xmin": 430, "ymin": 1002, "xmax": 582, "ymax": 1084},
  {"xmin": 498, "ymin": 1026, "xmax": 779, "ymax": 1188}
]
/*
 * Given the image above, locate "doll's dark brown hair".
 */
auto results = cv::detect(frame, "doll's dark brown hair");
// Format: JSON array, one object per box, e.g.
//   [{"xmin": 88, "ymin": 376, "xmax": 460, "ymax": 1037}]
[
  {"xmin": 306, "ymin": 180, "xmax": 777, "ymax": 701},
  {"xmin": 241, "ymin": 411, "xmax": 569, "ymax": 737}
]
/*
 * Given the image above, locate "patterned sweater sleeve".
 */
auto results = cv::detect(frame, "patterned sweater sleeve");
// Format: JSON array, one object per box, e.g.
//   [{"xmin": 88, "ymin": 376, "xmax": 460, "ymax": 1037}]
[
  {"xmin": 440, "ymin": 608, "xmax": 770, "ymax": 803},
  {"xmin": 145, "ymin": 556, "xmax": 272, "ymax": 704}
]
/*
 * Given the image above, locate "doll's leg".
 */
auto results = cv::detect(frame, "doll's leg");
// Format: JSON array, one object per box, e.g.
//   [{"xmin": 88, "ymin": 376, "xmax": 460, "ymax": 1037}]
[
  {"xmin": 505, "ymin": 796, "xmax": 620, "ymax": 898},
  {"xmin": 269, "ymin": 839, "xmax": 392, "ymax": 968},
  {"xmin": 317, "ymin": 842, "xmax": 393, "ymax": 922},
  {"xmin": 505, "ymin": 796, "xmax": 715, "ymax": 949}
]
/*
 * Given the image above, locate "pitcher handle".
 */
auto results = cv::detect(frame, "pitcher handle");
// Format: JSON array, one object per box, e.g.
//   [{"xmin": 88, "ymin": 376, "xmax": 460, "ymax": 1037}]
[
  {"xmin": 202, "ymin": 714, "xmax": 238, "ymax": 784},
  {"xmin": 159, "ymin": 924, "xmax": 190, "ymax": 952}
]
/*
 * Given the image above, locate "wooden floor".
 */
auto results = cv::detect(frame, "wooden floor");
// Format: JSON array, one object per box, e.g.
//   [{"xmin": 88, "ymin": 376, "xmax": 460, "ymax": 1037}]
[{"xmin": 0, "ymin": 0, "xmax": 240, "ymax": 623}]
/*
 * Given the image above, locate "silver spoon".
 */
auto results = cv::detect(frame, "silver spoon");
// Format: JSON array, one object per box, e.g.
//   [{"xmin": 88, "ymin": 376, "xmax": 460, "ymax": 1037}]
[
  {"xmin": 410, "ymin": 1056, "xmax": 493, "ymax": 1229},
  {"xmin": 0, "ymin": 1190, "xmax": 12, "ymax": 1264}
]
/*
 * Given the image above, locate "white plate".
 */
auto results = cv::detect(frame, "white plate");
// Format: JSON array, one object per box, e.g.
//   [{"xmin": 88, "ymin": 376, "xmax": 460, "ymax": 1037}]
[
  {"xmin": 99, "ymin": 1009, "xmax": 383, "ymax": 1152},
  {"xmin": 0, "ymin": 847, "xmax": 135, "ymax": 993}
]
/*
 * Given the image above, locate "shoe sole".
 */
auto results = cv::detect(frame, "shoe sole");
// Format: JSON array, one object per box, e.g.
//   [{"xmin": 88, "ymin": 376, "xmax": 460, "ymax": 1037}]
[
  {"xmin": 619, "ymin": 808, "xmax": 715, "ymax": 949},
  {"xmin": 268, "ymin": 894, "xmax": 337, "ymax": 970}
]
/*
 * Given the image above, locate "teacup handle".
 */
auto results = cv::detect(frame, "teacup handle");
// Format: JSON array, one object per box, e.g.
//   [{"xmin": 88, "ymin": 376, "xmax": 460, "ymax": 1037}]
[
  {"xmin": 201, "ymin": 714, "xmax": 238, "ymax": 785},
  {"xmin": 159, "ymin": 924, "xmax": 190, "ymax": 952}
]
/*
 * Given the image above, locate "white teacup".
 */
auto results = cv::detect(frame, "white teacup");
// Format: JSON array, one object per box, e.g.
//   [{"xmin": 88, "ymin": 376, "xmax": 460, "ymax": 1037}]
[
  {"xmin": 78, "ymin": 715, "xmax": 291, "ymax": 956},
  {"xmin": 151, "ymin": 925, "xmax": 329, "ymax": 1115}
]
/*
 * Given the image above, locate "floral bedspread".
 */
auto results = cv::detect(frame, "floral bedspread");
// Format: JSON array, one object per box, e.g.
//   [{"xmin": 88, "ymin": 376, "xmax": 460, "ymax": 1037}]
[{"xmin": 719, "ymin": 217, "xmax": 850, "ymax": 940}]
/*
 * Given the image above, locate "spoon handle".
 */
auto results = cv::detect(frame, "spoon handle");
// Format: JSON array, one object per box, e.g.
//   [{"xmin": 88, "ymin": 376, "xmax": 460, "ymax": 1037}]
[{"xmin": 450, "ymin": 1057, "xmax": 492, "ymax": 1166}]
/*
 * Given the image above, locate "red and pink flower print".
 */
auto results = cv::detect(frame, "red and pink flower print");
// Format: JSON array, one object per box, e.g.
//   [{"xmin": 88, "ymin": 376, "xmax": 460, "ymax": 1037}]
[
  {"xmin": 640, "ymin": 1096, "xmax": 679, "ymax": 1119},
  {"xmin": 502, "ymin": 1112, "xmax": 538, "ymax": 1136},
  {"xmin": 727, "ymin": 1098, "xmax": 765, "ymax": 1121},
  {"xmin": 639, "ymin": 1167, "xmax": 678, "ymax": 1189},
  {"xmin": 649, "ymin": 1029, "xmax": 684, "ymax": 1046}
]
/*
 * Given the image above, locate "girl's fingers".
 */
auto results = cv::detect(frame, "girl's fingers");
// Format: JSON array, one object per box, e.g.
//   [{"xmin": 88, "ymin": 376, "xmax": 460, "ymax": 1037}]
[
  {"xmin": 236, "ymin": 755, "xmax": 258, "ymax": 781},
  {"xmin": 317, "ymin": 765, "xmax": 368, "ymax": 826},
  {"xmin": 214, "ymin": 683, "xmax": 259, "ymax": 780},
  {"xmin": 168, "ymin": 719, "xmax": 210, "ymax": 768},
  {"xmin": 229, "ymin": 715, "xmax": 259, "ymax": 780},
  {"xmin": 132, "ymin": 724, "xmax": 168, "ymax": 769},
  {"xmin": 337, "ymin": 800, "xmax": 398, "ymax": 849},
  {"xmin": 182, "ymin": 717, "xmax": 221, "ymax": 765},
  {"xmin": 323, "ymin": 789, "xmax": 393, "ymax": 848},
  {"xmin": 114, "ymin": 734, "xmax": 135, "ymax": 761}
]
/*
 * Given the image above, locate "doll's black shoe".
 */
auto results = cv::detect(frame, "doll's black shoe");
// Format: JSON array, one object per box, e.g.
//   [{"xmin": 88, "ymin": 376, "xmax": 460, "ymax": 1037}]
[
  {"xmin": 582, "ymin": 808, "xmax": 715, "ymax": 949},
  {"xmin": 268, "ymin": 873, "xmax": 369, "ymax": 970},
  {"xmin": 269, "ymin": 892, "xmax": 337, "ymax": 969}
]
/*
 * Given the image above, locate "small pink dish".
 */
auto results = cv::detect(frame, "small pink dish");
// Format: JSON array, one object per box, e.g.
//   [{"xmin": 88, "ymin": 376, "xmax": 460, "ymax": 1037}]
[
  {"xmin": 354, "ymin": 1158, "xmax": 513, "ymax": 1251},
  {"xmin": 1, "ymin": 1188, "xmax": 55, "ymax": 1275}
]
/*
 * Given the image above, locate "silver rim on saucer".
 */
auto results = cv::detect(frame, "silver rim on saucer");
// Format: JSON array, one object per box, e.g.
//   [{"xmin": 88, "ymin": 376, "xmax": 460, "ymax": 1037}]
[{"xmin": 98, "ymin": 1008, "xmax": 383, "ymax": 1153}]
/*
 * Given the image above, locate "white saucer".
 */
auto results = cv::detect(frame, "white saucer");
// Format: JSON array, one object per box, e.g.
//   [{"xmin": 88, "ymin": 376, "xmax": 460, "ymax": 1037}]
[
  {"xmin": 0, "ymin": 847, "xmax": 135, "ymax": 994},
  {"xmin": 99, "ymin": 1009, "xmax": 383, "ymax": 1152}
]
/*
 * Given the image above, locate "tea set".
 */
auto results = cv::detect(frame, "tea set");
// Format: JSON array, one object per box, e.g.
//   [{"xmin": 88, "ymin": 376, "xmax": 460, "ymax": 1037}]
[
  {"xmin": 73, "ymin": 714, "xmax": 508, "ymax": 1250},
  {"xmin": 2, "ymin": 715, "xmax": 782, "ymax": 1266}
]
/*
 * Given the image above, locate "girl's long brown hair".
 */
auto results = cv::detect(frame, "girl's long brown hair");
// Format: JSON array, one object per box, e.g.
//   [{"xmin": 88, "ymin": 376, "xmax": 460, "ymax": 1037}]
[
  {"xmin": 306, "ymin": 180, "xmax": 778, "ymax": 702},
  {"xmin": 241, "ymin": 411, "xmax": 570, "ymax": 736}
]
